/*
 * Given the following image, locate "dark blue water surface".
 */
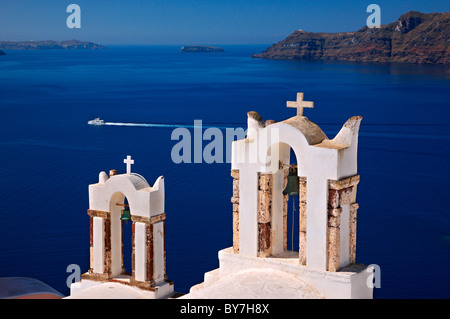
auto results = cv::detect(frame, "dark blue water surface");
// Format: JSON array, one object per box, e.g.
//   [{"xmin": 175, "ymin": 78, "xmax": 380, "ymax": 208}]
[{"xmin": 0, "ymin": 45, "xmax": 449, "ymax": 298}]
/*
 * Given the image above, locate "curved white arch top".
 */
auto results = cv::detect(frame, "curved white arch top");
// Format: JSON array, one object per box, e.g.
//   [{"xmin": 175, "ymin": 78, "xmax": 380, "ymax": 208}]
[
  {"xmin": 88, "ymin": 172, "xmax": 165, "ymax": 218},
  {"xmin": 232, "ymin": 114, "xmax": 362, "ymax": 180}
]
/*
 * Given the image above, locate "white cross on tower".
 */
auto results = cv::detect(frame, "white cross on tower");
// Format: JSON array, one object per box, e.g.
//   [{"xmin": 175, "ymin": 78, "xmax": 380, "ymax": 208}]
[
  {"xmin": 286, "ymin": 92, "xmax": 314, "ymax": 116},
  {"xmin": 124, "ymin": 155, "xmax": 134, "ymax": 175}
]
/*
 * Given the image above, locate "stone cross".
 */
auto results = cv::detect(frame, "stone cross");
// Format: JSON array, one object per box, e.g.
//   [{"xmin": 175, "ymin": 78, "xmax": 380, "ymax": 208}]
[
  {"xmin": 124, "ymin": 155, "xmax": 134, "ymax": 175},
  {"xmin": 287, "ymin": 92, "xmax": 314, "ymax": 116}
]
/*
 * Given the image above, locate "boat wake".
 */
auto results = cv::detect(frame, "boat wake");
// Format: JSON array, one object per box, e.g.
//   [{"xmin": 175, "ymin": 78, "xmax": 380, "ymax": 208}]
[
  {"xmin": 88, "ymin": 118, "xmax": 240, "ymax": 129},
  {"xmin": 104, "ymin": 122, "xmax": 204, "ymax": 128}
]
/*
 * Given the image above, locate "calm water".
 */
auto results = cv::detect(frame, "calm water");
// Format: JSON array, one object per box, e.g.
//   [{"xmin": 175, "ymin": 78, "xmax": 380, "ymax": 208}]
[{"xmin": 0, "ymin": 45, "xmax": 449, "ymax": 298}]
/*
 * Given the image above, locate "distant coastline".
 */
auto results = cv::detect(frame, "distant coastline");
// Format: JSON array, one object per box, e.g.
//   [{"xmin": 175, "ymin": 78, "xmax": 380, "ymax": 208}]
[
  {"xmin": 0, "ymin": 39, "xmax": 105, "ymax": 50},
  {"xmin": 180, "ymin": 45, "xmax": 224, "ymax": 53}
]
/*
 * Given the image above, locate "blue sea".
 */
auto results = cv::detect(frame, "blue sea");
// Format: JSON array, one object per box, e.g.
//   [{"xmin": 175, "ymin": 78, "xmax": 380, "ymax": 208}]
[{"xmin": 0, "ymin": 45, "xmax": 449, "ymax": 299}]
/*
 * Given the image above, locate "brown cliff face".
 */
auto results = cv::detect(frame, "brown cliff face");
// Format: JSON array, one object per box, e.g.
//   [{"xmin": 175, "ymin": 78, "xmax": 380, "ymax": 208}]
[{"xmin": 252, "ymin": 11, "xmax": 450, "ymax": 64}]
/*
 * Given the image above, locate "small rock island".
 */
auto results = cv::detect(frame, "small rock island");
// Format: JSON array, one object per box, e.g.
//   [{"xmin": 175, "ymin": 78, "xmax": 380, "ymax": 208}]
[
  {"xmin": 180, "ymin": 45, "xmax": 225, "ymax": 53},
  {"xmin": 0, "ymin": 50, "xmax": 5, "ymax": 55}
]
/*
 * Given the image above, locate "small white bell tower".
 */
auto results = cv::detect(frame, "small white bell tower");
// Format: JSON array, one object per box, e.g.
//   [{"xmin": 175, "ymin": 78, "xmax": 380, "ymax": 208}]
[{"xmin": 69, "ymin": 156, "xmax": 174, "ymax": 299}]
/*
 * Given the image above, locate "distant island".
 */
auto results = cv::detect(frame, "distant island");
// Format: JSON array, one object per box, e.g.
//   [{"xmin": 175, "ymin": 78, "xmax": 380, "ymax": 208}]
[
  {"xmin": 252, "ymin": 11, "xmax": 450, "ymax": 64},
  {"xmin": 181, "ymin": 45, "xmax": 225, "ymax": 53},
  {"xmin": 0, "ymin": 39, "xmax": 105, "ymax": 50}
]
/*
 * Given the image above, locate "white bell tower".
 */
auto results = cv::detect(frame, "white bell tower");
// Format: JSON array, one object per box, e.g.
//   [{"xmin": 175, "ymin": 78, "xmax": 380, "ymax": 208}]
[{"xmin": 69, "ymin": 156, "xmax": 174, "ymax": 299}]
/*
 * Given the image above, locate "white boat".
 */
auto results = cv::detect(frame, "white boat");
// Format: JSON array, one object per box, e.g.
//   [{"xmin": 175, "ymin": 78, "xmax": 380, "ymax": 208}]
[{"xmin": 88, "ymin": 117, "xmax": 104, "ymax": 125}]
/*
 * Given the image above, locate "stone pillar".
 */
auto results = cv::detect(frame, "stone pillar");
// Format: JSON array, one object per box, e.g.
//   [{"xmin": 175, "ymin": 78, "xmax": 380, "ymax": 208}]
[
  {"xmin": 349, "ymin": 203, "xmax": 359, "ymax": 264},
  {"xmin": 231, "ymin": 169, "xmax": 240, "ymax": 254},
  {"xmin": 327, "ymin": 206, "xmax": 341, "ymax": 272},
  {"xmin": 130, "ymin": 221, "xmax": 135, "ymax": 277},
  {"xmin": 146, "ymin": 223, "xmax": 154, "ymax": 283},
  {"xmin": 299, "ymin": 176, "xmax": 307, "ymax": 265},
  {"xmin": 257, "ymin": 173, "xmax": 273, "ymax": 257},
  {"xmin": 163, "ymin": 221, "xmax": 168, "ymax": 282},
  {"xmin": 131, "ymin": 221, "xmax": 146, "ymax": 283},
  {"xmin": 89, "ymin": 215, "xmax": 94, "ymax": 271},
  {"xmin": 282, "ymin": 168, "xmax": 289, "ymax": 251},
  {"xmin": 104, "ymin": 216, "xmax": 112, "ymax": 277},
  {"xmin": 152, "ymin": 219, "xmax": 166, "ymax": 284},
  {"xmin": 130, "ymin": 214, "xmax": 167, "ymax": 290},
  {"xmin": 85, "ymin": 210, "xmax": 111, "ymax": 280},
  {"xmin": 327, "ymin": 175, "xmax": 360, "ymax": 272}
]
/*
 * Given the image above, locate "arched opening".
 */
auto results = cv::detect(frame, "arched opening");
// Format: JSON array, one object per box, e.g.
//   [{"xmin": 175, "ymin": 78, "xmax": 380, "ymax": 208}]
[
  {"xmin": 262, "ymin": 141, "xmax": 304, "ymax": 261},
  {"xmin": 121, "ymin": 198, "xmax": 133, "ymax": 276},
  {"xmin": 284, "ymin": 148, "xmax": 299, "ymax": 254},
  {"xmin": 109, "ymin": 192, "xmax": 133, "ymax": 279}
]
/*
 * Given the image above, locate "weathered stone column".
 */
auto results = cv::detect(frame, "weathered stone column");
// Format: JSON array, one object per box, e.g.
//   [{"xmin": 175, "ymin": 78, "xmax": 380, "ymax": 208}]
[
  {"xmin": 231, "ymin": 169, "xmax": 240, "ymax": 253},
  {"xmin": 130, "ymin": 214, "xmax": 167, "ymax": 290},
  {"xmin": 327, "ymin": 175, "xmax": 360, "ymax": 271},
  {"xmin": 299, "ymin": 176, "xmax": 307, "ymax": 265},
  {"xmin": 327, "ymin": 206, "xmax": 341, "ymax": 272},
  {"xmin": 121, "ymin": 220, "xmax": 127, "ymax": 275},
  {"xmin": 349, "ymin": 203, "xmax": 359, "ymax": 264},
  {"xmin": 104, "ymin": 216, "xmax": 112, "ymax": 277},
  {"xmin": 282, "ymin": 168, "xmax": 289, "ymax": 251},
  {"xmin": 89, "ymin": 214, "xmax": 94, "ymax": 271},
  {"xmin": 163, "ymin": 221, "xmax": 168, "ymax": 282},
  {"xmin": 146, "ymin": 223, "xmax": 154, "ymax": 283},
  {"xmin": 152, "ymin": 219, "xmax": 166, "ymax": 284},
  {"xmin": 257, "ymin": 173, "xmax": 273, "ymax": 257},
  {"xmin": 85, "ymin": 210, "xmax": 111, "ymax": 280}
]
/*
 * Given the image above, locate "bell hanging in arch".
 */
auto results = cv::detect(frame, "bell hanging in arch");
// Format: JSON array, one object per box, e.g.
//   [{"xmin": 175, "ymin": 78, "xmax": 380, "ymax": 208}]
[
  {"xmin": 120, "ymin": 205, "xmax": 131, "ymax": 222},
  {"xmin": 283, "ymin": 165, "xmax": 299, "ymax": 196}
]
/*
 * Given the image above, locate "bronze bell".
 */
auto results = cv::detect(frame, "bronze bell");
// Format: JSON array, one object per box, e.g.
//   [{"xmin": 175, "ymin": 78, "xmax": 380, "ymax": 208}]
[
  {"xmin": 283, "ymin": 166, "xmax": 299, "ymax": 196},
  {"xmin": 121, "ymin": 205, "xmax": 131, "ymax": 222}
]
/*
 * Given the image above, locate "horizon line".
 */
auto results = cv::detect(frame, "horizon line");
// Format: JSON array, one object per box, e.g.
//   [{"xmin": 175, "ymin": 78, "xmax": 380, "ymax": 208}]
[{"xmin": 0, "ymin": 40, "xmax": 274, "ymax": 46}]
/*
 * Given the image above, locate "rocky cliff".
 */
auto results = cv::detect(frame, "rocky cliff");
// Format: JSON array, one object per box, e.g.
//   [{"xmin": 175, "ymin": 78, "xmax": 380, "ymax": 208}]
[
  {"xmin": 0, "ymin": 39, "xmax": 105, "ymax": 50},
  {"xmin": 252, "ymin": 11, "xmax": 449, "ymax": 64}
]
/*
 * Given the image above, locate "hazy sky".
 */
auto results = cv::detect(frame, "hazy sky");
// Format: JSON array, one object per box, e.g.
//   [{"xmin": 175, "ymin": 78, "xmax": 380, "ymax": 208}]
[{"xmin": 0, "ymin": 1, "xmax": 448, "ymax": 44}]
